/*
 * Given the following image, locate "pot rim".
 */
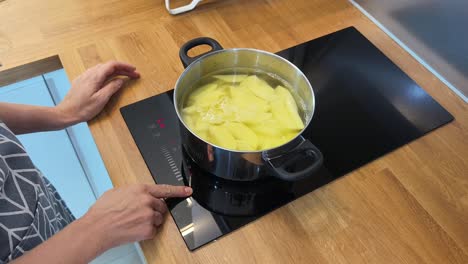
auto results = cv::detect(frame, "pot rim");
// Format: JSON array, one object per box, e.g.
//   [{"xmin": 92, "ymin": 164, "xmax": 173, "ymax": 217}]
[{"xmin": 174, "ymin": 47, "xmax": 316, "ymax": 153}]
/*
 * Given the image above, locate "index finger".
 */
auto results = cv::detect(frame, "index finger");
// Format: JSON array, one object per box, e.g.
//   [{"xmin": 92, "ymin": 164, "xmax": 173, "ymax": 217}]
[
  {"xmin": 97, "ymin": 61, "xmax": 137, "ymax": 83},
  {"xmin": 147, "ymin": 184, "xmax": 192, "ymax": 198}
]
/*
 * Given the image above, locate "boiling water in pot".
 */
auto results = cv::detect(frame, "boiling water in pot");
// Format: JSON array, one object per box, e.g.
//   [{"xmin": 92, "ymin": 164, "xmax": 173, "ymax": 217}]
[{"xmin": 180, "ymin": 68, "xmax": 307, "ymax": 151}]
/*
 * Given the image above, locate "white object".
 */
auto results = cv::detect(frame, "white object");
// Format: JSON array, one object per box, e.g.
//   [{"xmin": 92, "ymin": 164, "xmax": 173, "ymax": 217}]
[{"xmin": 165, "ymin": 0, "xmax": 202, "ymax": 15}]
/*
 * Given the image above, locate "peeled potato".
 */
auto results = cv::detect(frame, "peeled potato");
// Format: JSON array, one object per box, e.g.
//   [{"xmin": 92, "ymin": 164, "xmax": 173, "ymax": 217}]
[
  {"xmin": 271, "ymin": 94, "xmax": 304, "ymax": 130},
  {"xmin": 183, "ymin": 114, "xmax": 196, "ymax": 128},
  {"xmin": 182, "ymin": 104, "xmax": 206, "ymax": 115},
  {"xmin": 216, "ymin": 84, "xmax": 233, "ymax": 97},
  {"xmin": 236, "ymin": 140, "xmax": 256, "ymax": 151},
  {"xmin": 259, "ymin": 136, "xmax": 286, "ymax": 150},
  {"xmin": 251, "ymin": 126, "xmax": 283, "ymax": 137},
  {"xmin": 200, "ymin": 108, "xmax": 225, "ymax": 125},
  {"xmin": 189, "ymin": 84, "xmax": 230, "ymax": 109},
  {"xmin": 271, "ymin": 100, "xmax": 297, "ymax": 130},
  {"xmin": 208, "ymin": 126, "xmax": 237, "ymax": 149},
  {"xmin": 225, "ymin": 122, "xmax": 258, "ymax": 149},
  {"xmin": 250, "ymin": 120, "xmax": 293, "ymax": 137},
  {"xmin": 187, "ymin": 83, "xmax": 217, "ymax": 105},
  {"xmin": 275, "ymin": 86, "xmax": 298, "ymax": 112},
  {"xmin": 182, "ymin": 74, "xmax": 305, "ymax": 151},
  {"xmin": 237, "ymin": 111, "xmax": 272, "ymax": 124},
  {"xmin": 230, "ymin": 86, "xmax": 270, "ymax": 112},
  {"xmin": 194, "ymin": 120, "xmax": 209, "ymax": 132},
  {"xmin": 239, "ymin": 75, "xmax": 276, "ymax": 101},
  {"xmin": 196, "ymin": 130, "xmax": 209, "ymax": 141},
  {"xmin": 275, "ymin": 86, "xmax": 304, "ymax": 129},
  {"xmin": 281, "ymin": 132, "xmax": 298, "ymax": 142}
]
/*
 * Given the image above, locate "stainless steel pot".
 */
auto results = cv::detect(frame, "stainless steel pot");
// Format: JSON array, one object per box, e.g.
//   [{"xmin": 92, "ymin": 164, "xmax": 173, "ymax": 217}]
[
  {"xmin": 183, "ymin": 148, "xmax": 293, "ymax": 216},
  {"xmin": 174, "ymin": 37, "xmax": 323, "ymax": 181}
]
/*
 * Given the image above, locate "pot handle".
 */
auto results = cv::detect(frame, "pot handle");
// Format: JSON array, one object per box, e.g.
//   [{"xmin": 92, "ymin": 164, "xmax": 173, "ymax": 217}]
[
  {"xmin": 179, "ymin": 37, "xmax": 223, "ymax": 68},
  {"xmin": 263, "ymin": 137, "xmax": 323, "ymax": 181}
]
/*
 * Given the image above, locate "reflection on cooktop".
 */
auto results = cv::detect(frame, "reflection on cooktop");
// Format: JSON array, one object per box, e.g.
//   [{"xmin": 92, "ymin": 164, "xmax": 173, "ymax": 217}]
[{"xmin": 183, "ymin": 148, "xmax": 296, "ymax": 217}]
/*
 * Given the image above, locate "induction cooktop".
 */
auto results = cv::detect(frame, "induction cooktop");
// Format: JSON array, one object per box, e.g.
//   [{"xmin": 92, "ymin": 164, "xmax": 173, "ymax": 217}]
[{"xmin": 120, "ymin": 27, "xmax": 454, "ymax": 251}]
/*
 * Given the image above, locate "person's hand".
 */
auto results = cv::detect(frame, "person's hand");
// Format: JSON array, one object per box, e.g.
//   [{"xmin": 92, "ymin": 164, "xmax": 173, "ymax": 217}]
[
  {"xmin": 80, "ymin": 184, "xmax": 192, "ymax": 250},
  {"xmin": 55, "ymin": 61, "xmax": 140, "ymax": 125}
]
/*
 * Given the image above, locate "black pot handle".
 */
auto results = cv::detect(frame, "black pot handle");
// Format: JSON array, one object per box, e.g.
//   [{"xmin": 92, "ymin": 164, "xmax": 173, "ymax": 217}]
[
  {"xmin": 263, "ymin": 137, "xmax": 323, "ymax": 181},
  {"xmin": 179, "ymin": 37, "xmax": 223, "ymax": 68}
]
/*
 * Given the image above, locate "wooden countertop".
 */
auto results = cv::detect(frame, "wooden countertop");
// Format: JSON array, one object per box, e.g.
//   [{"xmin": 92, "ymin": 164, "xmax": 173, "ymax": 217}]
[{"xmin": 1, "ymin": 0, "xmax": 467, "ymax": 263}]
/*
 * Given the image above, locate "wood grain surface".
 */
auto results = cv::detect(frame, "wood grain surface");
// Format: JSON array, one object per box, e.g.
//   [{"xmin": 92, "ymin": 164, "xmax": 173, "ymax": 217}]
[{"xmin": 1, "ymin": 0, "xmax": 467, "ymax": 263}]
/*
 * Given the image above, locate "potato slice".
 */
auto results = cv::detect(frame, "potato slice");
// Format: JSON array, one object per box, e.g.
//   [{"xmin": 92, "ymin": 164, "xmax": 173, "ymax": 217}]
[
  {"xmin": 194, "ymin": 120, "xmax": 209, "ymax": 132},
  {"xmin": 208, "ymin": 126, "xmax": 237, "ymax": 149},
  {"xmin": 184, "ymin": 112, "xmax": 206, "ymax": 132},
  {"xmin": 188, "ymin": 82, "xmax": 230, "ymax": 109},
  {"xmin": 187, "ymin": 83, "xmax": 218, "ymax": 104},
  {"xmin": 216, "ymin": 84, "xmax": 233, "ymax": 97},
  {"xmin": 239, "ymin": 75, "xmax": 276, "ymax": 101},
  {"xmin": 275, "ymin": 86, "xmax": 304, "ymax": 129},
  {"xmin": 275, "ymin": 86, "xmax": 298, "ymax": 112},
  {"xmin": 230, "ymin": 83, "xmax": 256, "ymax": 97},
  {"xmin": 259, "ymin": 136, "xmax": 286, "ymax": 150},
  {"xmin": 281, "ymin": 132, "xmax": 298, "ymax": 142},
  {"xmin": 183, "ymin": 74, "xmax": 303, "ymax": 152},
  {"xmin": 230, "ymin": 86, "xmax": 270, "ymax": 112},
  {"xmin": 250, "ymin": 120, "xmax": 284, "ymax": 136},
  {"xmin": 195, "ymin": 130, "xmax": 209, "ymax": 141},
  {"xmin": 183, "ymin": 114, "xmax": 196, "ymax": 128},
  {"xmin": 182, "ymin": 105, "xmax": 205, "ymax": 115},
  {"xmin": 225, "ymin": 122, "xmax": 258, "ymax": 149},
  {"xmin": 214, "ymin": 74, "xmax": 248, "ymax": 83},
  {"xmin": 236, "ymin": 140, "xmax": 255, "ymax": 151},
  {"xmin": 236, "ymin": 111, "xmax": 272, "ymax": 124},
  {"xmin": 271, "ymin": 97, "xmax": 304, "ymax": 130},
  {"xmin": 200, "ymin": 108, "xmax": 225, "ymax": 125},
  {"xmin": 250, "ymin": 119, "xmax": 299, "ymax": 143},
  {"xmin": 191, "ymin": 89, "xmax": 226, "ymax": 108},
  {"xmin": 288, "ymin": 108, "xmax": 304, "ymax": 129},
  {"xmin": 270, "ymin": 99, "xmax": 296, "ymax": 129},
  {"xmin": 218, "ymin": 97, "xmax": 236, "ymax": 116}
]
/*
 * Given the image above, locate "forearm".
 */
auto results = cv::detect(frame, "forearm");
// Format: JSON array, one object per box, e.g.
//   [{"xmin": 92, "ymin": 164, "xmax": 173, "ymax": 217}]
[
  {"xmin": 0, "ymin": 102, "xmax": 76, "ymax": 134},
  {"xmin": 11, "ymin": 217, "xmax": 108, "ymax": 264}
]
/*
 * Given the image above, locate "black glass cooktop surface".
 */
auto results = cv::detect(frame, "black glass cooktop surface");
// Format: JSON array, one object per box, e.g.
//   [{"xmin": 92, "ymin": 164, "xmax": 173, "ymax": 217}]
[{"xmin": 120, "ymin": 27, "xmax": 453, "ymax": 251}]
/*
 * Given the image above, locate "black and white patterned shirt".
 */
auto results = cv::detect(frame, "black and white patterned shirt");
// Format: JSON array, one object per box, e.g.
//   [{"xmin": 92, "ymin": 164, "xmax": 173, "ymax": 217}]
[{"xmin": 0, "ymin": 122, "xmax": 75, "ymax": 262}]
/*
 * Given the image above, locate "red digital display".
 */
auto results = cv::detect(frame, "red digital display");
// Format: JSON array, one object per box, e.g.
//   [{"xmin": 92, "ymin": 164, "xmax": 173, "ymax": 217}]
[{"xmin": 156, "ymin": 118, "xmax": 166, "ymax": 128}]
